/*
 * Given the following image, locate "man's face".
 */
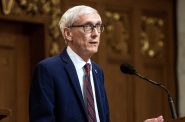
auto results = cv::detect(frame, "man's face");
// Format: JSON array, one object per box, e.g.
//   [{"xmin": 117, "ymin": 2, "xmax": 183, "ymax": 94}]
[{"xmin": 68, "ymin": 12, "xmax": 102, "ymax": 60}]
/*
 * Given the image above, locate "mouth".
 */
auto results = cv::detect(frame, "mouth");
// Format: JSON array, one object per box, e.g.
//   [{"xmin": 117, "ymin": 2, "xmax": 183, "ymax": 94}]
[{"xmin": 89, "ymin": 42, "xmax": 98, "ymax": 45}]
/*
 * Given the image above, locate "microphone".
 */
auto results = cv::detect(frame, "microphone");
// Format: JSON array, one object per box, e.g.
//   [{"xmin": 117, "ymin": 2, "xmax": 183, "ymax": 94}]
[{"xmin": 120, "ymin": 63, "xmax": 177, "ymax": 119}]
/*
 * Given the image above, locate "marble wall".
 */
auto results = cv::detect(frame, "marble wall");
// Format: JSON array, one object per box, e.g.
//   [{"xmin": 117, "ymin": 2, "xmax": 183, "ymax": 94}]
[{"xmin": 177, "ymin": 0, "xmax": 185, "ymax": 117}]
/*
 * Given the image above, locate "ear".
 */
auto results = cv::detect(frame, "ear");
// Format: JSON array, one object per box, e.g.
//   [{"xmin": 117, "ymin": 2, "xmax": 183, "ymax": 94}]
[{"xmin": 64, "ymin": 27, "xmax": 72, "ymax": 41}]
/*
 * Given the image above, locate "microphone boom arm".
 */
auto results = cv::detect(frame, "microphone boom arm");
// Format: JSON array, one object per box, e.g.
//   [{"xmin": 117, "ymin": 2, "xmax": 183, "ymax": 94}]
[{"xmin": 135, "ymin": 72, "xmax": 177, "ymax": 119}]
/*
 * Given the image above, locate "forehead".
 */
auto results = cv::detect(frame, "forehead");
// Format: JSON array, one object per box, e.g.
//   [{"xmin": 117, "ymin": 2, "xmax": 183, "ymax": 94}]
[{"xmin": 75, "ymin": 12, "xmax": 102, "ymax": 24}]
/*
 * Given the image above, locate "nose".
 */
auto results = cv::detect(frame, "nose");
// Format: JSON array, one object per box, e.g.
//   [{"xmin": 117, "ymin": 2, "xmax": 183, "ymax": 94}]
[
  {"xmin": 91, "ymin": 29, "xmax": 99, "ymax": 39},
  {"xmin": 91, "ymin": 27, "xmax": 99, "ymax": 36}
]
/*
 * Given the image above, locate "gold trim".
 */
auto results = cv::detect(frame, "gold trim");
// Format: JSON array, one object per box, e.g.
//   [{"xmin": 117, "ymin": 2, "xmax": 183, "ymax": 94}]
[
  {"xmin": 140, "ymin": 15, "xmax": 165, "ymax": 58},
  {"xmin": 2, "ymin": 0, "xmax": 14, "ymax": 15},
  {"xmin": 105, "ymin": 10, "xmax": 130, "ymax": 55},
  {"xmin": 49, "ymin": 41, "xmax": 60, "ymax": 56}
]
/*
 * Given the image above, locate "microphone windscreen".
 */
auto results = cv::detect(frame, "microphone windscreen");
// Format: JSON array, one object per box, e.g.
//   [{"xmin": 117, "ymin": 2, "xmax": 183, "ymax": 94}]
[{"xmin": 120, "ymin": 64, "xmax": 137, "ymax": 75}]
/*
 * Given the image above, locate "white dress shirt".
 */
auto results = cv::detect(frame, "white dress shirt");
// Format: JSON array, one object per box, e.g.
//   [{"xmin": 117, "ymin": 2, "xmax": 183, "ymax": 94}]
[{"xmin": 67, "ymin": 46, "xmax": 100, "ymax": 122}]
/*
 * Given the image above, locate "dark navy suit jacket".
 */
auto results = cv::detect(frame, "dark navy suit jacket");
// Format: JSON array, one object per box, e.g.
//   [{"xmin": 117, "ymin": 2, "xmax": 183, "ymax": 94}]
[{"xmin": 29, "ymin": 48, "xmax": 110, "ymax": 122}]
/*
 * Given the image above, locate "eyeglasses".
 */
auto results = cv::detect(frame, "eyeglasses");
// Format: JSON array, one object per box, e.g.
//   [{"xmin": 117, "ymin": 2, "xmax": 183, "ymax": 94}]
[{"xmin": 69, "ymin": 24, "xmax": 104, "ymax": 33}]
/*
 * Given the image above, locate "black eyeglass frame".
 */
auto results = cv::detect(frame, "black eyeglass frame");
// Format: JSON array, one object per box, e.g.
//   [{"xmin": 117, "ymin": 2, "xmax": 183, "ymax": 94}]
[{"xmin": 69, "ymin": 24, "xmax": 105, "ymax": 33}]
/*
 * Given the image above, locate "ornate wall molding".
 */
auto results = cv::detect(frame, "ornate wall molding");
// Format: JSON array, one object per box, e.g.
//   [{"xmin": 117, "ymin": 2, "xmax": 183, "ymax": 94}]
[
  {"xmin": 104, "ymin": 9, "xmax": 131, "ymax": 62},
  {"xmin": 1, "ymin": 0, "xmax": 62, "ymax": 56},
  {"xmin": 1, "ymin": 0, "xmax": 14, "ymax": 15},
  {"xmin": 140, "ymin": 15, "xmax": 165, "ymax": 58}
]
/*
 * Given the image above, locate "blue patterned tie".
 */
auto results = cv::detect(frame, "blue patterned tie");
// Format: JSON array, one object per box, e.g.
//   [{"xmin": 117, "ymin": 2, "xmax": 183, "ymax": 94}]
[{"xmin": 84, "ymin": 63, "xmax": 97, "ymax": 122}]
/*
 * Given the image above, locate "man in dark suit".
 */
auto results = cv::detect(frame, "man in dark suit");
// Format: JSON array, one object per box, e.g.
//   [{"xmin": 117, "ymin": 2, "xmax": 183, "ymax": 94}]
[
  {"xmin": 29, "ymin": 5, "xmax": 164, "ymax": 122},
  {"xmin": 29, "ymin": 5, "xmax": 109, "ymax": 122}
]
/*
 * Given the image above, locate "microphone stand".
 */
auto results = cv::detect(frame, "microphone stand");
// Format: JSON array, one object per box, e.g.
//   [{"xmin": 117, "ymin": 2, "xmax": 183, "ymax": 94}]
[{"xmin": 135, "ymin": 72, "xmax": 177, "ymax": 119}]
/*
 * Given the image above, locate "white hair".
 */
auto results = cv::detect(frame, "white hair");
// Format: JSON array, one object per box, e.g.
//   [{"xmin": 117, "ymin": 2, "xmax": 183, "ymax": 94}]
[{"xmin": 59, "ymin": 5, "xmax": 99, "ymax": 39}]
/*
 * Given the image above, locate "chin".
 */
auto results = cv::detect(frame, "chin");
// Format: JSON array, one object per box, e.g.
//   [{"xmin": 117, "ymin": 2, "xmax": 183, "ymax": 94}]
[
  {"xmin": 91, "ymin": 48, "xmax": 98, "ymax": 53},
  {"xmin": 86, "ymin": 46, "xmax": 98, "ymax": 54},
  {"xmin": 87, "ymin": 49, "xmax": 98, "ymax": 56}
]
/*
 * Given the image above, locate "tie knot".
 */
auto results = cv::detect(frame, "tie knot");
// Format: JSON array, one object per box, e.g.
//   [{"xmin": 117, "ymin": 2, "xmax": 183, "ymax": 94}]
[{"xmin": 84, "ymin": 63, "xmax": 91, "ymax": 74}]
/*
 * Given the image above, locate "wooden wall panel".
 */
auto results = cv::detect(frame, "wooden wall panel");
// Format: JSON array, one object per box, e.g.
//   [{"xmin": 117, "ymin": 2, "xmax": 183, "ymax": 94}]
[
  {"xmin": 100, "ymin": 5, "xmax": 136, "ymax": 122},
  {"xmin": 135, "ymin": 64, "xmax": 167, "ymax": 121},
  {"xmin": 0, "ymin": 19, "xmax": 45, "ymax": 122},
  {"xmin": 0, "ymin": 48, "xmax": 16, "ymax": 122},
  {"xmin": 132, "ymin": 2, "xmax": 176, "ymax": 121},
  {"xmin": 100, "ymin": 0, "xmax": 176, "ymax": 122},
  {"xmin": 0, "ymin": 20, "xmax": 28, "ymax": 122}
]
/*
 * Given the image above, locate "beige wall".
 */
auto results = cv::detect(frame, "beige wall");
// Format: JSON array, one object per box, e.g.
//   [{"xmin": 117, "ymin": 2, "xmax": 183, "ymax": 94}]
[{"xmin": 177, "ymin": 0, "xmax": 185, "ymax": 117}]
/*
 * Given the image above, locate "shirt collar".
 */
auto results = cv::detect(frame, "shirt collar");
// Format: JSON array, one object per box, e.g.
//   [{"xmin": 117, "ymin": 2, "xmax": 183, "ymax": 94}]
[{"xmin": 67, "ymin": 46, "xmax": 91, "ymax": 70}]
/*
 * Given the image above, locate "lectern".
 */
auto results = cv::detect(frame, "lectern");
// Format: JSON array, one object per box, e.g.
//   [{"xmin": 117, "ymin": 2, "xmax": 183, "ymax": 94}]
[{"xmin": 168, "ymin": 117, "xmax": 185, "ymax": 122}]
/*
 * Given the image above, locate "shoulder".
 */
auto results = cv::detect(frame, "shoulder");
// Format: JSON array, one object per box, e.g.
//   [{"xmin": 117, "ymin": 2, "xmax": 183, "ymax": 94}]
[
  {"xmin": 32, "ymin": 54, "xmax": 67, "ymax": 79},
  {"xmin": 39, "ymin": 54, "xmax": 61, "ymax": 67},
  {"xmin": 34, "ymin": 54, "xmax": 65, "ymax": 74},
  {"xmin": 38, "ymin": 48, "xmax": 69, "ymax": 67}
]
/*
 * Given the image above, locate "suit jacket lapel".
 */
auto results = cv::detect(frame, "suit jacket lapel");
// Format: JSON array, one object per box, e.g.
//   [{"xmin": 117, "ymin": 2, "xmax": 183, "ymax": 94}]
[
  {"xmin": 60, "ymin": 49, "xmax": 88, "ymax": 118},
  {"xmin": 92, "ymin": 64, "xmax": 105, "ymax": 122}
]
